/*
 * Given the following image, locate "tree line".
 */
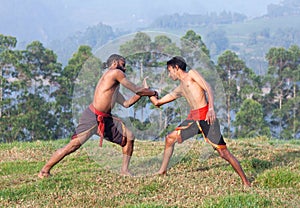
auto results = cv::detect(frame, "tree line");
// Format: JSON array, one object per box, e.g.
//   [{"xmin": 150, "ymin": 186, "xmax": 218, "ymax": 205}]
[{"xmin": 0, "ymin": 30, "xmax": 299, "ymax": 143}]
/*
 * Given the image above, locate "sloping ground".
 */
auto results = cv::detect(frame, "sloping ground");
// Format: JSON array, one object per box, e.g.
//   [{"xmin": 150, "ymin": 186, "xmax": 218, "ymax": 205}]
[{"xmin": 0, "ymin": 137, "xmax": 299, "ymax": 207}]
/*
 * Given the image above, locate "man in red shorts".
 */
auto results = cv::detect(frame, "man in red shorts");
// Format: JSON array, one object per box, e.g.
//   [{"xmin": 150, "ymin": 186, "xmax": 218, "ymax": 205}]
[
  {"xmin": 146, "ymin": 56, "xmax": 251, "ymax": 187},
  {"xmin": 38, "ymin": 54, "xmax": 157, "ymax": 178}
]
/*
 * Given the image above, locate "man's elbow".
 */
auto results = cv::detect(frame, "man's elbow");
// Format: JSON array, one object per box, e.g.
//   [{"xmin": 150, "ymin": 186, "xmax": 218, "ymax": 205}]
[{"xmin": 122, "ymin": 102, "xmax": 131, "ymax": 108}]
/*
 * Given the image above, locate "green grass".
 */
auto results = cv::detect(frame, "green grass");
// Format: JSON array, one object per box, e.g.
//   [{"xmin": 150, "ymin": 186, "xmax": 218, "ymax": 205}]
[{"xmin": 0, "ymin": 137, "xmax": 299, "ymax": 207}]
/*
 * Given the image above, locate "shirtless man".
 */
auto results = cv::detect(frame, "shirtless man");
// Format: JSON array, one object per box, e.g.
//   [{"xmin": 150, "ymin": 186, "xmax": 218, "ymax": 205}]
[
  {"xmin": 146, "ymin": 56, "xmax": 251, "ymax": 187},
  {"xmin": 38, "ymin": 54, "xmax": 157, "ymax": 178}
]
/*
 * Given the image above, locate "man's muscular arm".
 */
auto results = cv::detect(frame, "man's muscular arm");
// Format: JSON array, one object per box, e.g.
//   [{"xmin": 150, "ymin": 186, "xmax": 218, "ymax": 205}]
[
  {"xmin": 116, "ymin": 70, "xmax": 156, "ymax": 96},
  {"xmin": 144, "ymin": 78, "xmax": 181, "ymax": 107},
  {"xmin": 149, "ymin": 93, "xmax": 176, "ymax": 107},
  {"xmin": 116, "ymin": 92, "xmax": 141, "ymax": 108}
]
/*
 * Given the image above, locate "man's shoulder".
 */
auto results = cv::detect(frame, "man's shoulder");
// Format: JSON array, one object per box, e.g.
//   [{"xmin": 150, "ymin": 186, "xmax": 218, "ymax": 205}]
[
  {"xmin": 104, "ymin": 68, "xmax": 125, "ymax": 78},
  {"xmin": 188, "ymin": 69, "xmax": 197, "ymax": 75},
  {"xmin": 188, "ymin": 69, "xmax": 204, "ymax": 79}
]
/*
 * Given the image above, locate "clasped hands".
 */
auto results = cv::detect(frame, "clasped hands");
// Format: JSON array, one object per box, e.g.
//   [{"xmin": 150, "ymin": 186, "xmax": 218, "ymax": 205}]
[{"xmin": 143, "ymin": 77, "xmax": 159, "ymax": 99}]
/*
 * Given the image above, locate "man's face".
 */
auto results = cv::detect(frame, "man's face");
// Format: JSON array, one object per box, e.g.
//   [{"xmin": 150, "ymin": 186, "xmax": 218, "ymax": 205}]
[
  {"xmin": 167, "ymin": 65, "xmax": 178, "ymax": 81},
  {"xmin": 116, "ymin": 59, "xmax": 126, "ymax": 72}
]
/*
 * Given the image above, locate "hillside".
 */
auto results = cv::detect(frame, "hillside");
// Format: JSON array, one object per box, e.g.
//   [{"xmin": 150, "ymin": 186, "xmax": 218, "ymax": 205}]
[
  {"xmin": 1, "ymin": 137, "xmax": 299, "ymax": 207},
  {"xmin": 147, "ymin": 14, "xmax": 300, "ymax": 74}
]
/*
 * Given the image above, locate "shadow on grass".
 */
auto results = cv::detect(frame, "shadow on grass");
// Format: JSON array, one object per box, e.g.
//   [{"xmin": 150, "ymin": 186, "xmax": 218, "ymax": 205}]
[
  {"xmin": 195, "ymin": 163, "xmax": 227, "ymax": 172},
  {"xmin": 250, "ymin": 150, "xmax": 300, "ymax": 174}
]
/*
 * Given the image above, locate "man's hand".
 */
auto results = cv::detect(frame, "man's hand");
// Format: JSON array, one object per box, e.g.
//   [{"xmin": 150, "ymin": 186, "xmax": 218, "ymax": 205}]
[
  {"xmin": 152, "ymin": 90, "xmax": 159, "ymax": 99},
  {"xmin": 206, "ymin": 108, "xmax": 216, "ymax": 125},
  {"xmin": 136, "ymin": 76, "xmax": 158, "ymax": 99},
  {"xmin": 143, "ymin": 77, "xmax": 149, "ymax": 88}
]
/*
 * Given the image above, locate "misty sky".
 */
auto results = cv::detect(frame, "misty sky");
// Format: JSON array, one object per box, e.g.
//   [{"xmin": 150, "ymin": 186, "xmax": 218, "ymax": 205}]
[
  {"xmin": 0, "ymin": 0, "xmax": 282, "ymax": 43},
  {"xmin": 60, "ymin": 0, "xmax": 282, "ymax": 26}
]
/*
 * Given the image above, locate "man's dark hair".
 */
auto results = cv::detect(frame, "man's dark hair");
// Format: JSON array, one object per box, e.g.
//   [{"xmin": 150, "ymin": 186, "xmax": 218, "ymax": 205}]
[
  {"xmin": 106, "ymin": 54, "xmax": 125, "ymax": 68},
  {"xmin": 167, "ymin": 56, "xmax": 187, "ymax": 71}
]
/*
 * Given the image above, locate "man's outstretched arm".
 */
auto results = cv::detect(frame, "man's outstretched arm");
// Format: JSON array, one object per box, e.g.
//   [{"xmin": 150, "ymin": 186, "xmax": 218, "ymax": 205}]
[
  {"xmin": 116, "ymin": 91, "xmax": 142, "ymax": 108},
  {"xmin": 117, "ymin": 71, "xmax": 157, "ymax": 96},
  {"xmin": 144, "ymin": 78, "xmax": 181, "ymax": 107}
]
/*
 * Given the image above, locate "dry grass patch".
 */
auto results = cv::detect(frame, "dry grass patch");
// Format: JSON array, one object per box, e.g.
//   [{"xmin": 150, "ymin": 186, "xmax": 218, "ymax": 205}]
[{"xmin": 0, "ymin": 137, "xmax": 299, "ymax": 207}]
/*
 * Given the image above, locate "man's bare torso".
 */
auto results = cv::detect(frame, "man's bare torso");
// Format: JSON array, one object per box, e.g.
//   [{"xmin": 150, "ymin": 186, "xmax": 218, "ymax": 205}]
[
  {"xmin": 179, "ymin": 71, "xmax": 208, "ymax": 110},
  {"xmin": 92, "ymin": 69, "xmax": 121, "ymax": 113}
]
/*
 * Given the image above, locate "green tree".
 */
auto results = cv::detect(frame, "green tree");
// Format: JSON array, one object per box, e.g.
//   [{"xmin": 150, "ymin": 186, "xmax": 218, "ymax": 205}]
[
  {"xmin": 264, "ymin": 47, "xmax": 295, "ymax": 138},
  {"xmin": 1, "ymin": 38, "xmax": 62, "ymax": 142},
  {"xmin": 217, "ymin": 50, "xmax": 246, "ymax": 138},
  {"xmin": 265, "ymin": 45, "xmax": 300, "ymax": 139},
  {"xmin": 0, "ymin": 34, "xmax": 18, "ymax": 142},
  {"xmin": 181, "ymin": 30, "xmax": 210, "ymax": 66},
  {"xmin": 0, "ymin": 34, "xmax": 17, "ymax": 118},
  {"xmin": 286, "ymin": 45, "xmax": 300, "ymax": 138},
  {"xmin": 217, "ymin": 50, "xmax": 261, "ymax": 138},
  {"xmin": 54, "ymin": 45, "xmax": 100, "ymax": 139},
  {"xmin": 234, "ymin": 99, "xmax": 270, "ymax": 138},
  {"xmin": 18, "ymin": 41, "xmax": 62, "ymax": 141},
  {"xmin": 153, "ymin": 35, "xmax": 181, "ymax": 56}
]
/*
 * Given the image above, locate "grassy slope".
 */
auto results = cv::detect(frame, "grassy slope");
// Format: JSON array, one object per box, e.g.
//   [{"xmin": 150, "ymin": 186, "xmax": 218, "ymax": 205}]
[
  {"xmin": 0, "ymin": 137, "xmax": 299, "ymax": 208},
  {"xmin": 169, "ymin": 15, "xmax": 300, "ymax": 40}
]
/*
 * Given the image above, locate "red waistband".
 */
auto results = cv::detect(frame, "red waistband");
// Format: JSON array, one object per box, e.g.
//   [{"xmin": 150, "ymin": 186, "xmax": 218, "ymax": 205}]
[
  {"xmin": 187, "ymin": 105, "xmax": 208, "ymax": 120},
  {"xmin": 89, "ymin": 104, "xmax": 111, "ymax": 117},
  {"xmin": 89, "ymin": 104, "xmax": 111, "ymax": 147}
]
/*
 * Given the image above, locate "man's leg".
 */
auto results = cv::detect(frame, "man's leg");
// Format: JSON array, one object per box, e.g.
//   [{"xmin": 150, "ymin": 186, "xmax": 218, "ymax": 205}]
[
  {"xmin": 38, "ymin": 128, "xmax": 94, "ymax": 178},
  {"xmin": 157, "ymin": 131, "xmax": 178, "ymax": 175},
  {"xmin": 217, "ymin": 148, "xmax": 251, "ymax": 187},
  {"xmin": 120, "ymin": 128, "xmax": 135, "ymax": 176},
  {"xmin": 38, "ymin": 138, "xmax": 83, "ymax": 178}
]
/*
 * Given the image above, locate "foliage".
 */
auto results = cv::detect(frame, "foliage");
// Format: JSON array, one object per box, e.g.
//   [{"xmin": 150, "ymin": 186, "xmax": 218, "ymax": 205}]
[
  {"xmin": 0, "ymin": 35, "xmax": 101, "ymax": 142},
  {"xmin": 263, "ymin": 45, "xmax": 300, "ymax": 139},
  {"xmin": 216, "ymin": 50, "xmax": 262, "ymax": 138},
  {"xmin": 60, "ymin": 45, "xmax": 102, "ymax": 135},
  {"xmin": 234, "ymin": 99, "xmax": 270, "ymax": 138},
  {"xmin": 1, "ymin": 30, "xmax": 300, "ymax": 142},
  {"xmin": 0, "ymin": 38, "xmax": 62, "ymax": 142}
]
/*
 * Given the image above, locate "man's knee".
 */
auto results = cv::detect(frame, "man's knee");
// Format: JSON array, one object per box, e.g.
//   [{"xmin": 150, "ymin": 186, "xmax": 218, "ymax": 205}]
[
  {"xmin": 124, "ymin": 136, "xmax": 134, "ymax": 147},
  {"xmin": 122, "ymin": 130, "xmax": 134, "ymax": 147},
  {"xmin": 165, "ymin": 134, "xmax": 177, "ymax": 146},
  {"xmin": 218, "ymin": 148, "xmax": 231, "ymax": 160},
  {"xmin": 125, "ymin": 128, "xmax": 135, "ymax": 141},
  {"xmin": 66, "ymin": 139, "xmax": 82, "ymax": 153}
]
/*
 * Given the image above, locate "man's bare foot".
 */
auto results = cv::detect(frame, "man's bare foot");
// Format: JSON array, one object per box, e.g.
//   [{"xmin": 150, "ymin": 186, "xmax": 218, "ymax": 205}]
[
  {"xmin": 153, "ymin": 170, "xmax": 167, "ymax": 176},
  {"xmin": 38, "ymin": 171, "xmax": 51, "ymax": 179},
  {"xmin": 244, "ymin": 182, "xmax": 251, "ymax": 188},
  {"xmin": 120, "ymin": 170, "xmax": 133, "ymax": 177}
]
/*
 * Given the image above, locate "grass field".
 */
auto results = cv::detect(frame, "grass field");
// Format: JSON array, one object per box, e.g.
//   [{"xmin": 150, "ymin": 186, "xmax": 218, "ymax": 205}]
[{"xmin": 1, "ymin": 137, "xmax": 299, "ymax": 207}]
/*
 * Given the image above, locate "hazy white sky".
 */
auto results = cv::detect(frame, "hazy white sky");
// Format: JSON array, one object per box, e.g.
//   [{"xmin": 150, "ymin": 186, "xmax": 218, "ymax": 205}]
[
  {"xmin": 60, "ymin": 0, "xmax": 282, "ymax": 26},
  {"xmin": 0, "ymin": 0, "xmax": 283, "ymax": 42}
]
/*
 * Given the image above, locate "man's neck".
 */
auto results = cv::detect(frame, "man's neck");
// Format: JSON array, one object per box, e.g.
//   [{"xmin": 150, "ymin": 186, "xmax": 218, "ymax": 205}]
[{"xmin": 178, "ymin": 71, "xmax": 188, "ymax": 80}]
